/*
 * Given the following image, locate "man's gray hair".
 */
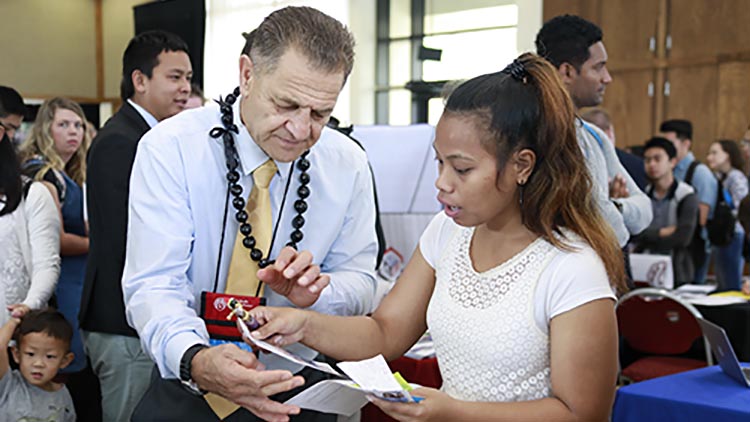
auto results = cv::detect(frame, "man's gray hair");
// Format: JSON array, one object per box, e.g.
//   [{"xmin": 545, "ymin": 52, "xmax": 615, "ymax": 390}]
[{"xmin": 246, "ymin": 6, "xmax": 355, "ymax": 83}]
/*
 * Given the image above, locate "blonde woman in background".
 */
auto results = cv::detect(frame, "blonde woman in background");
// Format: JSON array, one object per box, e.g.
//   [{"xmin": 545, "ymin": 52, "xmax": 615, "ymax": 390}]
[{"xmin": 19, "ymin": 97, "xmax": 95, "ymax": 418}]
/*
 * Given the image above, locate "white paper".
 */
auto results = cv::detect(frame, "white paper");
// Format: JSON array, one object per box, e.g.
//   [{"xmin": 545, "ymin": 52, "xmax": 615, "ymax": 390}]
[
  {"xmin": 337, "ymin": 355, "xmax": 404, "ymax": 392},
  {"xmin": 284, "ymin": 379, "xmax": 369, "ymax": 416},
  {"xmin": 686, "ymin": 295, "xmax": 748, "ymax": 306},
  {"xmin": 676, "ymin": 284, "xmax": 718, "ymax": 294},
  {"xmin": 237, "ymin": 318, "xmax": 344, "ymax": 377},
  {"xmin": 284, "ymin": 379, "xmax": 426, "ymax": 416}
]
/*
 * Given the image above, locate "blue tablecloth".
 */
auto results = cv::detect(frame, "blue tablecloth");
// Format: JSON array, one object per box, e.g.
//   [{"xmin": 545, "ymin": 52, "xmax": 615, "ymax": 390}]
[{"xmin": 613, "ymin": 364, "xmax": 750, "ymax": 422}]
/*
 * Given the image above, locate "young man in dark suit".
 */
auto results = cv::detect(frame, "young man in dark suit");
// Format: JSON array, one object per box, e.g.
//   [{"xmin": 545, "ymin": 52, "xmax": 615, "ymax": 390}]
[{"xmin": 80, "ymin": 30, "xmax": 192, "ymax": 422}]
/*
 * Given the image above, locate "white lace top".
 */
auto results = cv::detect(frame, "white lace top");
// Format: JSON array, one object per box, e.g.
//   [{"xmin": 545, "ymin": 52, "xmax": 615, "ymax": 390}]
[
  {"xmin": 421, "ymin": 213, "xmax": 615, "ymax": 402},
  {"xmin": 0, "ymin": 217, "xmax": 29, "ymax": 319},
  {"xmin": 0, "ymin": 183, "xmax": 60, "ymax": 326}
]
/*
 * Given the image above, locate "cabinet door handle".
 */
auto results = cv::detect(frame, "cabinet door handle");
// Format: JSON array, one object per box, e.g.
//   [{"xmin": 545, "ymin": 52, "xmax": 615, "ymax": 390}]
[
  {"xmin": 664, "ymin": 81, "xmax": 671, "ymax": 97},
  {"xmin": 649, "ymin": 36, "xmax": 656, "ymax": 52},
  {"xmin": 648, "ymin": 82, "xmax": 654, "ymax": 97},
  {"xmin": 666, "ymin": 35, "xmax": 672, "ymax": 51}
]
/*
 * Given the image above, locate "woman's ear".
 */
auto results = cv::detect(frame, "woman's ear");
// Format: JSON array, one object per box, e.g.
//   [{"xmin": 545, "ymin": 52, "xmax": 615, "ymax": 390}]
[{"xmin": 514, "ymin": 149, "xmax": 536, "ymax": 185}]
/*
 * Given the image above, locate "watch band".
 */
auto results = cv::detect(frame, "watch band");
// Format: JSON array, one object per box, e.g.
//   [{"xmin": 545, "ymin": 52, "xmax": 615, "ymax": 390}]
[{"xmin": 180, "ymin": 344, "xmax": 209, "ymax": 395}]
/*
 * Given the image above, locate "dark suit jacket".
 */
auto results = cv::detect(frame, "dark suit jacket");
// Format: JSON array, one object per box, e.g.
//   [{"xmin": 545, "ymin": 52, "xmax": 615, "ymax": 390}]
[
  {"xmin": 616, "ymin": 147, "xmax": 648, "ymax": 192},
  {"xmin": 79, "ymin": 101, "xmax": 151, "ymax": 336}
]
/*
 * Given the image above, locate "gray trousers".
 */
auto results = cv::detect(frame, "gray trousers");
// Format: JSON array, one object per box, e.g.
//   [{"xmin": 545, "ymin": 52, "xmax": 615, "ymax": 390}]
[{"xmin": 83, "ymin": 331, "xmax": 153, "ymax": 422}]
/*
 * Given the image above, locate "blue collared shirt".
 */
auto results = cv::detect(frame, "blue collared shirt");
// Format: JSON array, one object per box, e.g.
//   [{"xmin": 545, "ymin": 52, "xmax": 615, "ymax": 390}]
[
  {"xmin": 122, "ymin": 102, "xmax": 378, "ymax": 378},
  {"xmin": 674, "ymin": 152, "xmax": 719, "ymax": 219}
]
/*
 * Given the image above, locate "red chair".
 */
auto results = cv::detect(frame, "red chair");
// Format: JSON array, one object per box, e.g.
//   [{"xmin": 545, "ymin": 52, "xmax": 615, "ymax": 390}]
[{"xmin": 616, "ymin": 288, "xmax": 712, "ymax": 383}]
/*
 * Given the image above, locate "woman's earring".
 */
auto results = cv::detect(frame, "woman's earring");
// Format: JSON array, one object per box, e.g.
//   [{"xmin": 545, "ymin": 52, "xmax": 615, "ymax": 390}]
[{"xmin": 517, "ymin": 180, "xmax": 526, "ymax": 206}]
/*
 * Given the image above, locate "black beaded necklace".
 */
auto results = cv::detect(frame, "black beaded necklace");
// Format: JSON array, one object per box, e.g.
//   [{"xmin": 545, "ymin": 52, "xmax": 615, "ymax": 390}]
[{"xmin": 209, "ymin": 87, "xmax": 310, "ymax": 295}]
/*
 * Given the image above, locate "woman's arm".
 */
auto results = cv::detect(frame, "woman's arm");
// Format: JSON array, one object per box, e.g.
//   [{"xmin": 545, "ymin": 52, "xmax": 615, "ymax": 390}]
[
  {"xmin": 372, "ymin": 298, "xmax": 618, "ymax": 422},
  {"xmin": 251, "ymin": 246, "xmax": 437, "ymax": 361},
  {"xmin": 21, "ymin": 183, "xmax": 61, "ymax": 309},
  {"xmin": 41, "ymin": 181, "xmax": 88, "ymax": 256}
]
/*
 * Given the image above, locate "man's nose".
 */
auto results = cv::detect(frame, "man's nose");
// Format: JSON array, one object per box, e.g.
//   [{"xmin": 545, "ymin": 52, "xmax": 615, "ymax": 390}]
[{"xmin": 286, "ymin": 110, "xmax": 311, "ymax": 140}]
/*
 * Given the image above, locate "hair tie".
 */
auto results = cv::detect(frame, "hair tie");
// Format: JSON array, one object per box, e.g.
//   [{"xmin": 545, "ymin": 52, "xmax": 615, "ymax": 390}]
[{"xmin": 502, "ymin": 59, "xmax": 529, "ymax": 84}]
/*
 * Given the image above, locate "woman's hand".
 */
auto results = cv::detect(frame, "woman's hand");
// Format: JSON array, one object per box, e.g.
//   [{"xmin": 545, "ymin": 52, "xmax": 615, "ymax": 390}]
[
  {"xmin": 7, "ymin": 304, "xmax": 31, "ymax": 318},
  {"xmin": 742, "ymin": 279, "xmax": 750, "ymax": 295},
  {"xmin": 370, "ymin": 387, "xmax": 457, "ymax": 422},
  {"xmin": 247, "ymin": 306, "xmax": 312, "ymax": 347}
]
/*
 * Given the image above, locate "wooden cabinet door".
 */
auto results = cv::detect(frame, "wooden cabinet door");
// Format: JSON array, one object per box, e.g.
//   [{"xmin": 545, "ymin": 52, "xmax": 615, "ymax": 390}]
[
  {"xmin": 668, "ymin": 0, "xmax": 750, "ymax": 61},
  {"xmin": 663, "ymin": 65, "xmax": 718, "ymax": 160},
  {"xmin": 601, "ymin": 69, "xmax": 656, "ymax": 149},
  {"xmin": 542, "ymin": 0, "xmax": 600, "ymax": 23},
  {"xmin": 600, "ymin": 0, "xmax": 660, "ymax": 69},
  {"xmin": 717, "ymin": 61, "xmax": 750, "ymax": 140}
]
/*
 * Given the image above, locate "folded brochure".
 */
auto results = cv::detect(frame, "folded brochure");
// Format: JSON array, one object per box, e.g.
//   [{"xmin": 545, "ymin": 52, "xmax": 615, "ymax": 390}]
[{"xmin": 237, "ymin": 317, "xmax": 420, "ymax": 415}]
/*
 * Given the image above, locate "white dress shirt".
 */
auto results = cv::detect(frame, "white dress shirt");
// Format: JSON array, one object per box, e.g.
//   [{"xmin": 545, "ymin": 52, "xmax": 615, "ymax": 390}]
[
  {"xmin": 127, "ymin": 99, "xmax": 158, "ymax": 128},
  {"xmin": 123, "ymin": 102, "xmax": 378, "ymax": 379}
]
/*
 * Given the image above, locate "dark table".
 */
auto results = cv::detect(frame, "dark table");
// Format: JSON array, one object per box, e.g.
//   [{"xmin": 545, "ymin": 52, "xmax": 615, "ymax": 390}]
[{"xmin": 696, "ymin": 302, "xmax": 750, "ymax": 361}]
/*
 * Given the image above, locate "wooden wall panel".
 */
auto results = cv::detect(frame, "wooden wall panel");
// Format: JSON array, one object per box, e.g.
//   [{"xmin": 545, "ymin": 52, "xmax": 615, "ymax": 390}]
[
  {"xmin": 542, "ymin": 0, "xmax": 600, "ymax": 24},
  {"xmin": 668, "ymin": 0, "xmax": 750, "ymax": 61},
  {"xmin": 717, "ymin": 61, "xmax": 750, "ymax": 140},
  {"xmin": 601, "ymin": 70, "xmax": 656, "ymax": 148},
  {"xmin": 664, "ymin": 65, "xmax": 718, "ymax": 160},
  {"xmin": 599, "ymin": 0, "xmax": 659, "ymax": 69}
]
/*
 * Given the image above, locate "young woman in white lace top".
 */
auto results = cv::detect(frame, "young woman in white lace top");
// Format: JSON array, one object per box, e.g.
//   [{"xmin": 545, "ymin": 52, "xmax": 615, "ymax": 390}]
[
  {"xmin": 0, "ymin": 124, "xmax": 60, "ymax": 326},
  {"xmin": 246, "ymin": 54, "xmax": 627, "ymax": 421}
]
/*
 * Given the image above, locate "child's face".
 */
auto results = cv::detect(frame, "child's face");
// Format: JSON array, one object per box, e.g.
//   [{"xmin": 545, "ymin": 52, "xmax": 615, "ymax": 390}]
[{"xmin": 12, "ymin": 332, "xmax": 73, "ymax": 391}]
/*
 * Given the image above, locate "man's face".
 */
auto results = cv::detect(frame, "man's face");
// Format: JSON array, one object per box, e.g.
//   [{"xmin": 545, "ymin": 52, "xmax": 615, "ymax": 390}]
[
  {"xmin": 133, "ymin": 50, "xmax": 193, "ymax": 121},
  {"xmin": 12, "ymin": 332, "xmax": 73, "ymax": 392},
  {"xmin": 660, "ymin": 131, "xmax": 690, "ymax": 161},
  {"xmin": 0, "ymin": 113, "xmax": 23, "ymax": 140},
  {"xmin": 239, "ymin": 47, "xmax": 344, "ymax": 163},
  {"xmin": 644, "ymin": 147, "xmax": 675, "ymax": 182},
  {"xmin": 563, "ymin": 41, "xmax": 612, "ymax": 109}
]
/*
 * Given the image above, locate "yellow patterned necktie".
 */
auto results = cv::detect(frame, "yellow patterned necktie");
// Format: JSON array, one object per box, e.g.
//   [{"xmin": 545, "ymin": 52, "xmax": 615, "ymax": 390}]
[{"xmin": 205, "ymin": 158, "xmax": 277, "ymax": 419}]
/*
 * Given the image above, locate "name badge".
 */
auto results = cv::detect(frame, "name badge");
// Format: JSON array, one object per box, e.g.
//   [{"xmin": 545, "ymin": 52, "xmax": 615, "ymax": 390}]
[{"xmin": 199, "ymin": 292, "xmax": 265, "ymax": 341}]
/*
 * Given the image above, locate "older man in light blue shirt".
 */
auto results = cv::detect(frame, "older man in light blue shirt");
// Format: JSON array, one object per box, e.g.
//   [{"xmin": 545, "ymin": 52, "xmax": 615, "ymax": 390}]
[{"xmin": 123, "ymin": 7, "xmax": 378, "ymax": 422}]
